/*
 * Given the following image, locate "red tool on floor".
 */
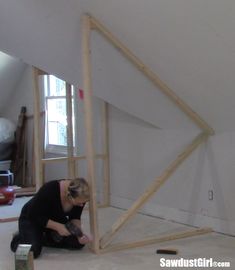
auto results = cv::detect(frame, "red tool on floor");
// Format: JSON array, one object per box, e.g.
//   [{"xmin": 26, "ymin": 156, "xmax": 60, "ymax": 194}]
[
  {"xmin": 0, "ymin": 170, "xmax": 15, "ymax": 205},
  {"xmin": 0, "ymin": 186, "xmax": 15, "ymax": 205}
]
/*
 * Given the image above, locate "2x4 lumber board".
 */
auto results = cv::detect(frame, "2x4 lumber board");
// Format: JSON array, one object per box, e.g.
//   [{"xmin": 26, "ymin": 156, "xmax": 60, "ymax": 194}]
[
  {"xmin": 100, "ymin": 132, "xmax": 208, "ymax": 248},
  {"xmin": 42, "ymin": 157, "xmax": 69, "ymax": 163},
  {"xmin": 32, "ymin": 67, "xmax": 43, "ymax": 191},
  {"xmin": 102, "ymin": 102, "xmax": 110, "ymax": 206},
  {"xmin": 0, "ymin": 217, "xmax": 19, "ymax": 223},
  {"xmin": 82, "ymin": 14, "xmax": 100, "ymax": 254},
  {"xmin": 46, "ymin": 96, "xmax": 66, "ymax": 100},
  {"xmin": 26, "ymin": 111, "xmax": 45, "ymax": 120},
  {"xmin": 66, "ymin": 82, "xmax": 76, "ymax": 179},
  {"xmin": 89, "ymin": 15, "xmax": 214, "ymax": 135},
  {"xmin": 41, "ymin": 154, "xmax": 106, "ymax": 164},
  {"xmin": 101, "ymin": 227, "xmax": 212, "ymax": 253},
  {"xmin": 15, "ymin": 187, "xmax": 36, "ymax": 198}
]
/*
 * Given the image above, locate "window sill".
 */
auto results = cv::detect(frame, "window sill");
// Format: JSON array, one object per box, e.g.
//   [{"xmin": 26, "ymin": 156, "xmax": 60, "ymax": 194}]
[{"xmin": 45, "ymin": 145, "xmax": 68, "ymax": 155}]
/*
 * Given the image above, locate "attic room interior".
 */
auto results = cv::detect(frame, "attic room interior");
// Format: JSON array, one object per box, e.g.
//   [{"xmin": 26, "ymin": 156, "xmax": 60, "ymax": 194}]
[{"xmin": 1, "ymin": 1, "xmax": 235, "ymax": 269}]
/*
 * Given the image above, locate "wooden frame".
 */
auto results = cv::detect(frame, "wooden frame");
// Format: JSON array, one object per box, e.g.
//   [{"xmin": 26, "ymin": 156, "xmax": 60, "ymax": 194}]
[
  {"xmin": 32, "ymin": 67, "xmax": 43, "ymax": 191},
  {"xmin": 100, "ymin": 227, "xmax": 213, "ymax": 253},
  {"xmin": 89, "ymin": 15, "xmax": 214, "ymax": 136},
  {"xmin": 99, "ymin": 132, "xmax": 209, "ymax": 248},
  {"xmin": 101, "ymin": 102, "xmax": 110, "ymax": 207},
  {"xmin": 82, "ymin": 14, "xmax": 100, "ymax": 253},
  {"xmin": 32, "ymin": 68, "xmax": 110, "ymax": 194},
  {"xmin": 33, "ymin": 13, "xmax": 214, "ymax": 254},
  {"xmin": 65, "ymin": 82, "xmax": 76, "ymax": 179},
  {"xmin": 32, "ymin": 64, "xmax": 110, "ymax": 252},
  {"xmin": 80, "ymin": 14, "xmax": 214, "ymax": 253}
]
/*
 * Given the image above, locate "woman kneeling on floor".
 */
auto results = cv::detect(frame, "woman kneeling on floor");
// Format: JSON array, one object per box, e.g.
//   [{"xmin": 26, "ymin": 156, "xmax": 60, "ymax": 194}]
[{"xmin": 10, "ymin": 178, "xmax": 92, "ymax": 258}]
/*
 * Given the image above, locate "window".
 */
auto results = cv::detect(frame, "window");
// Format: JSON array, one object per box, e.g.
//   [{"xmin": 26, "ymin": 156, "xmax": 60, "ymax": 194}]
[{"xmin": 44, "ymin": 75, "xmax": 75, "ymax": 154}]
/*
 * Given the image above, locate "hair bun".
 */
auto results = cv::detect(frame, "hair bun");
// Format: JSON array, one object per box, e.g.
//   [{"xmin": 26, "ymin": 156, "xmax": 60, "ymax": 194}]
[{"xmin": 68, "ymin": 178, "xmax": 89, "ymax": 199}]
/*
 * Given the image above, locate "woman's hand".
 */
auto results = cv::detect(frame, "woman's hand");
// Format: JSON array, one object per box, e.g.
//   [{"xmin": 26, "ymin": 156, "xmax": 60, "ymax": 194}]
[
  {"xmin": 78, "ymin": 234, "xmax": 93, "ymax": 244},
  {"xmin": 47, "ymin": 220, "xmax": 71, "ymax": 236},
  {"xmin": 56, "ymin": 223, "xmax": 71, "ymax": 236}
]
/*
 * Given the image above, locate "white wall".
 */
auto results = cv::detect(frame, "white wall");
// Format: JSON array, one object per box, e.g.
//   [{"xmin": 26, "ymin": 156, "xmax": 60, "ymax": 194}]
[
  {"xmin": 108, "ymin": 106, "xmax": 235, "ymax": 235},
  {"xmin": 3, "ymin": 66, "xmax": 34, "ymax": 122},
  {"xmin": 0, "ymin": 52, "xmax": 26, "ymax": 114},
  {"xmin": 90, "ymin": 31, "xmax": 198, "ymax": 130}
]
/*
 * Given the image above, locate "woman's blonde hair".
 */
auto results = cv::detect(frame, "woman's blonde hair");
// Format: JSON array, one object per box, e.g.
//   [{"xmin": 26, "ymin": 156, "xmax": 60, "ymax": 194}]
[{"xmin": 68, "ymin": 178, "xmax": 90, "ymax": 200}]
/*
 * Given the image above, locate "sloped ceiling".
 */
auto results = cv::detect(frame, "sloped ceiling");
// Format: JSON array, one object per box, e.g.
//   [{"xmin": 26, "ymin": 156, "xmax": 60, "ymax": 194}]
[
  {"xmin": 0, "ymin": 0, "xmax": 235, "ymax": 132},
  {"xmin": 0, "ymin": 52, "xmax": 26, "ymax": 114}
]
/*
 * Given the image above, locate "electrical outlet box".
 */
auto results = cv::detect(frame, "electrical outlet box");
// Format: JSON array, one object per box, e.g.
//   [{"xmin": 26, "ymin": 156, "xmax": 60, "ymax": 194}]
[{"xmin": 208, "ymin": 190, "xmax": 213, "ymax": 200}]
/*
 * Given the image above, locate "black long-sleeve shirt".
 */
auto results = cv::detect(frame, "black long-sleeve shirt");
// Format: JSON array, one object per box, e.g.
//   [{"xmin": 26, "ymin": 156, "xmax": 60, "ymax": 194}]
[{"xmin": 20, "ymin": 180, "xmax": 84, "ymax": 229}]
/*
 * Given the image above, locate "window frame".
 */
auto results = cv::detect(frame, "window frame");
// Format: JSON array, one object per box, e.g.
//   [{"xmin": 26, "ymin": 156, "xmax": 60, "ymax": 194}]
[{"xmin": 43, "ymin": 75, "xmax": 75, "ymax": 155}]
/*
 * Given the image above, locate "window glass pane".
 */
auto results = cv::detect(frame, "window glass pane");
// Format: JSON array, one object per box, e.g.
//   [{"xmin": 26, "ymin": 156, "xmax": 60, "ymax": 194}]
[
  {"xmin": 44, "ymin": 76, "xmax": 77, "ymax": 152},
  {"xmin": 47, "ymin": 98, "xmax": 67, "ymax": 146},
  {"xmin": 48, "ymin": 75, "xmax": 66, "ymax": 96}
]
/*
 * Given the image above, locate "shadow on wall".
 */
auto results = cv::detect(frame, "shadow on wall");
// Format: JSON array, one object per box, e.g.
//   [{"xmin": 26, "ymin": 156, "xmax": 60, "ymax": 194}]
[
  {"xmin": 187, "ymin": 140, "xmax": 207, "ymax": 224},
  {"xmin": 206, "ymin": 140, "xmax": 229, "ymax": 232},
  {"xmin": 187, "ymin": 138, "xmax": 229, "ymax": 233}
]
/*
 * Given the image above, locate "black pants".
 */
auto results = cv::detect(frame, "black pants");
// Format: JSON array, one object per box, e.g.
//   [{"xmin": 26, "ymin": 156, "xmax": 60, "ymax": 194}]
[{"xmin": 11, "ymin": 218, "xmax": 85, "ymax": 258}]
